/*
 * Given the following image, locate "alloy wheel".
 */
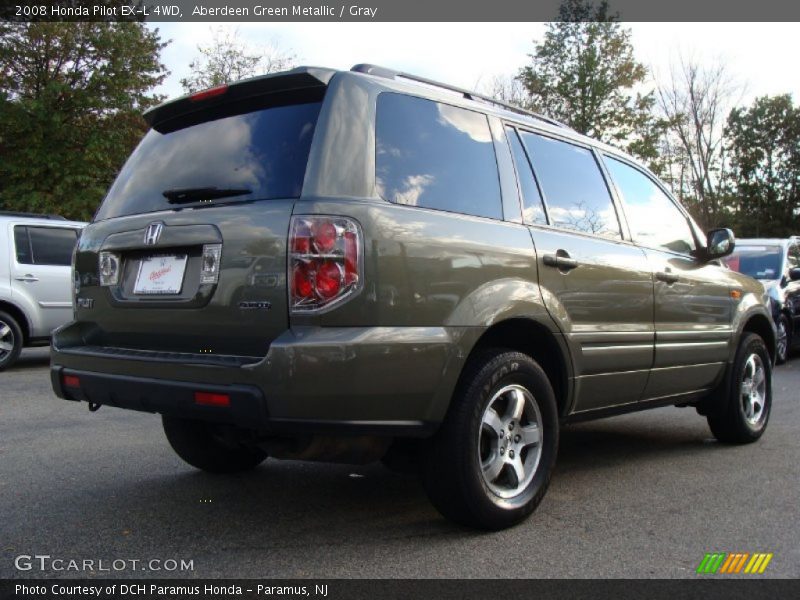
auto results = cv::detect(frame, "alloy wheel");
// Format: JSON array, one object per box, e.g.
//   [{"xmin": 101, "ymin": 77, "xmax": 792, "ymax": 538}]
[
  {"xmin": 740, "ymin": 353, "xmax": 767, "ymax": 427},
  {"xmin": 478, "ymin": 384, "xmax": 543, "ymax": 499},
  {"xmin": 0, "ymin": 319, "xmax": 15, "ymax": 359}
]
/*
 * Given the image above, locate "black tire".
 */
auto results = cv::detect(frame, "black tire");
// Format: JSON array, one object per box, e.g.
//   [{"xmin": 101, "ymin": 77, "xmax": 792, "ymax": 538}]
[
  {"xmin": 0, "ymin": 310, "xmax": 24, "ymax": 372},
  {"xmin": 776, "ymin": 314, "xmax": 791, "ymax": 364},
  {"xmin": 707, "ymin": 332, "xmax": 772, "ymax": 444},
  {"xmin": 162, "ymin": 416, "xmax": 267, "ymax": 473},
  {"xmin": 421, "ymin": 350, "xmax": 559, "ymax": 530}
]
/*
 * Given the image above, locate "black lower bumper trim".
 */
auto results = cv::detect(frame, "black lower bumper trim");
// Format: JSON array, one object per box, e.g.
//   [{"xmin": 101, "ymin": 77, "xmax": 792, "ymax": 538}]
[
  {"xmin": 51, "ymin": 366, "xmax": 440, "ymax": 437},
  {"xmin": 51, "ymin": 365, "xmax": 268, "ymax": 430}
]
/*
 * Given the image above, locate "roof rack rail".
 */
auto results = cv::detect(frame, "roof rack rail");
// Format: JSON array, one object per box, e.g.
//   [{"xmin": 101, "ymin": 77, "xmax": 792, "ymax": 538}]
[
  {"xmin": 0, "ymin": 211, "xmax": 68, "ymax": 220},
  {"xmin": 351, "ymin": 63, "xmax": 573, "ymax": 131}
]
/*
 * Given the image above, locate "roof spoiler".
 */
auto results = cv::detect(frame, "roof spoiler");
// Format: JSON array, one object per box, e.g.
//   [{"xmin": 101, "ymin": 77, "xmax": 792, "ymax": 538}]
[{"xmin": 143, "ymin": 66, "xmax": 336, "ymax": 129}]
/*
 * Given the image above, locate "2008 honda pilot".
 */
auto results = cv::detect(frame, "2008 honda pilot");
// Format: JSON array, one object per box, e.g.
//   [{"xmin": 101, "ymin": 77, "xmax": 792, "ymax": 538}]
[{"xmin": 51, "ymin": 64, "xmax": 775, "ymax": 530}]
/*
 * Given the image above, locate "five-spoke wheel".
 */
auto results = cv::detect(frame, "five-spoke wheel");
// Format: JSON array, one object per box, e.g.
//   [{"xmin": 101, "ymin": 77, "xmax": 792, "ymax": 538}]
[
  {"xmin": 479, "ymin": 385, "xmax": 543, "ymax": 499},
  {"xmin": 740, "ymin": 353, "xmax": 767, "ymax": 428}
]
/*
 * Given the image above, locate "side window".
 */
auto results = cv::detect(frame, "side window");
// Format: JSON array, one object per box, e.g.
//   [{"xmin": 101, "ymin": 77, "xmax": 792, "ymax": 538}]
[
  {"xmin": 13, "ymin": 226, "xmax": 33, "ymax": 264},
  {"xmin": 506, "ymin": 127, "xmax": 546, "ymax": 225},
  {"xmin": 604, "ymin": 156, "xmax": 695, "ymax": 255},
  {"xmin": 27, "ymin": 227, "xmax": 79, "ymax": 266},
  {"xmin": 375, "ymin": 93, "xmax": 502, "ymax": 220},
  {"xmin": 519, "ymin": 132, "xmax": 621, "ymax": 240}
]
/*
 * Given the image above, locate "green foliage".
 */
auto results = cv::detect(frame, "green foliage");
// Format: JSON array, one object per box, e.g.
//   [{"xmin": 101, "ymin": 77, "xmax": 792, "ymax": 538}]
[
  {"xmin": 518, "ymin": 0, "xmax": 662, "ymax": 165},
  {"xmin": 0, "ymin": 21, "xmax": 168, "ymax": 221},
  {"xmin": 725, "ymin": 95, "xmax": 800, "ymax": 237}
]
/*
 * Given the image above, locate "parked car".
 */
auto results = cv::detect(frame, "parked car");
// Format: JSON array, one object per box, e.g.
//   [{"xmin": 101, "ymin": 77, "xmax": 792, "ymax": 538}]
[
  {"xmin": 722, "ymin": 237, "xmax": 800, "ymax": 363},
  {"xmin": 51, "ymin": 65, "xmax": 776, "ymax": 530},
  {"xmin": 0, "ymin": 212, "xmax": 85, "ymax": 370}
]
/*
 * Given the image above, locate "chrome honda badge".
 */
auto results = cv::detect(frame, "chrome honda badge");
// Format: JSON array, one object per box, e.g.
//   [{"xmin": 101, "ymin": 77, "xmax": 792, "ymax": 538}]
[{"xmin": 144, "ymin": 222, "xmax": 164, "ymax": 246}]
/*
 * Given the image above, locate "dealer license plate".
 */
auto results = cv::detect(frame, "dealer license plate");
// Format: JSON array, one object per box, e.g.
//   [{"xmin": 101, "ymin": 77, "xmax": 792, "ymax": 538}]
[{"xmin": 134, "ymin": 254, "xmax": 188, "ymax": 295}]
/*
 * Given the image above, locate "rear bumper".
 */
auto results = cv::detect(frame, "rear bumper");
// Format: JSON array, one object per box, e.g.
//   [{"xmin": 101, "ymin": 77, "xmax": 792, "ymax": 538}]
[
  {"xmin": 51, "ymin": 323, "xmax": 481, "ymax": 437},
  {"xmin": 52, "ymin": 366, "xmax": 268, "ymax": 429}
]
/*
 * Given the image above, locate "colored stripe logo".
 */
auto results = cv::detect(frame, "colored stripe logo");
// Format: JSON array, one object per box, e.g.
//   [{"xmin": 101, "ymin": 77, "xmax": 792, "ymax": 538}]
[{"xmin": 697, "ymin": 552, "xmax": 773, "ymax": 574}]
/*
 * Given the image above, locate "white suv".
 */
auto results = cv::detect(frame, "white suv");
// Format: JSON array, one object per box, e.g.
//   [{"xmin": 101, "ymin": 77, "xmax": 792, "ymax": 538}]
[{"xmin": 0, "ymin": 212, "xmax": 85, "ymax": 370}]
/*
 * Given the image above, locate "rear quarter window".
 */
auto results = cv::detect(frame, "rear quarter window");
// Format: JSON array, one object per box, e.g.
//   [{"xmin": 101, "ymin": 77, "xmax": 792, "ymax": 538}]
[{"xmin": 375, "ymin": 93, "xmax": 502, "ymax": 220}]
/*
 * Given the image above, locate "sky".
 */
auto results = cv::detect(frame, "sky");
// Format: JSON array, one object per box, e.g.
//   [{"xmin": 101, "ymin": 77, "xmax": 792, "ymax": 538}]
[{"xmin": 148, "ymin": 22, "xmax": 800, "ymax": 105}]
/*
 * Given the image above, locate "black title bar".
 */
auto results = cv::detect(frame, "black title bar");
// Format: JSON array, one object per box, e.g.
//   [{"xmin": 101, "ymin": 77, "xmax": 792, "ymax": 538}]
[
  {"xmin": 2, "ymin": 0, "xmax": 800, "ymax": 22},
  {"xmin": 3, "ymin": 579, "xmax": 800, "ymax": 600}
]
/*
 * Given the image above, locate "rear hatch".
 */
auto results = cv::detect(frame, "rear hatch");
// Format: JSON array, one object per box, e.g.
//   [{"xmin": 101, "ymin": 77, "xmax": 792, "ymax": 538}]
[{"xmin": 72, "ymin": 69, "xmax": 333, "ymax": 358}]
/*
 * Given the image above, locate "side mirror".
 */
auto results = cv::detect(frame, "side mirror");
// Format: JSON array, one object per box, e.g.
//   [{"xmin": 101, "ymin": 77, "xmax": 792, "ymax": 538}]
[
  {"xmin": 790, "ymin": 267, "xmax": 800, "ymax": 282},
  {"xmin": 705, "ymin": 228, "xmax": 735, "ymax": 260}
]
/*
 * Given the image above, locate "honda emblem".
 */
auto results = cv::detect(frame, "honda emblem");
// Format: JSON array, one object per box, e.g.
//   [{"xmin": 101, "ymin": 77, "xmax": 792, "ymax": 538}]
[{"xmin": 144, "ymin": 222, "xmax": 164, "ymax": 246}]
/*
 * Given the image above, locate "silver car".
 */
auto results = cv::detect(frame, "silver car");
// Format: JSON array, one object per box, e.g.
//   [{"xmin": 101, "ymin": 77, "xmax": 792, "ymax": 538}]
[{"xmin": 0, "ymin": 212, "xmax": 85, "ymax": 370}]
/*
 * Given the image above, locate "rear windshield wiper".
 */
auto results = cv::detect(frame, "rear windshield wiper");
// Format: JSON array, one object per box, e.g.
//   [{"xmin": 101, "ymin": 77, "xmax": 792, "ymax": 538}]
[{"xmin": 163, "ymin": 187, "xmax": 253, "ymax": 204}]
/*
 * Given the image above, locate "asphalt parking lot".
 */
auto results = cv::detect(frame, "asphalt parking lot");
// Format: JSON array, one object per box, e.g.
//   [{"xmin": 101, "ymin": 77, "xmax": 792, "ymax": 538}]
[{"xmin": 2, "ymin": 347, "xmax": 799, "ymax": 579}]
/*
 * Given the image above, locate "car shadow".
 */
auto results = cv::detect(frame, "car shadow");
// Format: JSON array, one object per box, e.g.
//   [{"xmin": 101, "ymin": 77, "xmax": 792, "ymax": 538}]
[
  {"xmin": 555, "ymin": 415, "xmax": 721, "ymax": 475},
  {"xmin": 46, "ymin": 412, "xmax": 729, "ymax": 554},
  {"xmin": 4, "ymin": 347, "xmax": 50, "ymax": 371}
]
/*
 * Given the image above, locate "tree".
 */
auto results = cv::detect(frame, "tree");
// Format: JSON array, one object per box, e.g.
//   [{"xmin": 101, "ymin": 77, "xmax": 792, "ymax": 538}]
[
  {"xmin": 0, "ymin": 21, "xmax": 168, "ymax": 220},
  {"xmin": 517, "ymin": 0, "xmax": 661, "ymax": 164},
  {"xmin": 655, "ymin": 58, "xmax": 741, "ymax": 229},
  {"xmin": 483, "ymin": 74, "xmax": 528, "ymax": 107},
  {"xmin": 180, "ymin": 27, "xmax": 297, "ymax": 93},
  {"xmin": 726, "ymin": 95, "xmax": 800, "ymax": 237}
]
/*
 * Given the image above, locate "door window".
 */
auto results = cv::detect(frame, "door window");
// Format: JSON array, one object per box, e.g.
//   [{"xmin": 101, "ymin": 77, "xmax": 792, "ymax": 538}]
[
  {"xmin": 519, "ymin": 131, "xmax": 621, "ymax": 240},
  {"xmin": 14, "ymin": 226, "xmax": 78, "ymax": 266},
  {"xmin": 604, "ymin": 156, "xmax": 696, "ymax": 255}
]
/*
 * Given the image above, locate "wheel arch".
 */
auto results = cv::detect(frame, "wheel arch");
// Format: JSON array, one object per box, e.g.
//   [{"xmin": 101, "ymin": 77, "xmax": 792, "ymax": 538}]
[
  {"xmin": 458, "ymin": 317, "xmax": 573, "ymax": 418},
  {"xmin": 742, "ymin": 312, "xmax": 776, "ymax": 364}
]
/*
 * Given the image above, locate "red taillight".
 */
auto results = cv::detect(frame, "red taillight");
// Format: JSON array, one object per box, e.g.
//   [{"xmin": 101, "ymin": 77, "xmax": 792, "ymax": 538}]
[
  {"xmin": 313, "ymin": 221, "xmax": 337, "ymax": 253},
  {"xmin": 194, "ymin": 392, "xmax": 230, "ymax": 407},
  {"xmin": 316, "ymin": 261, "xmax": 343, "ymax": 299},
  {"xmin": 293, "ymin": 262, "xmax": 314, "ymax": 299},
  {"xmin": 190, "ymin": 84, "xmax": 228, "ymax": 102},
  {"xmin": 63, "ymin": 375, "xmax": 81, "ymax": 388},
  {"xmin": 289, "ymin": 216, "xmax": 362, "ymax": 312}
]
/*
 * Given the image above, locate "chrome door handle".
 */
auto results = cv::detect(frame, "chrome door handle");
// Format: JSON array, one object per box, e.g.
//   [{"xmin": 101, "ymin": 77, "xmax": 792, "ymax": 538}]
[
  {"xmin": 14, "ymin": 274, "xmax": 39, "ymax": 282},
  {"xmin": 543, "ymin": 253, "xmax": 579, "ymax": 272},
  {"xmin": 655, "ymin": 271, "xmax": 679, "ymax": 284}
]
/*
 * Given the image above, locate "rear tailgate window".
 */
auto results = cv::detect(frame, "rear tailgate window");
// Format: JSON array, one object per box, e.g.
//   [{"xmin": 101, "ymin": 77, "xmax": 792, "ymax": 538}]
[{"xmin": 95, "ymin": 100, "xmax": 322, "ymax": 221}]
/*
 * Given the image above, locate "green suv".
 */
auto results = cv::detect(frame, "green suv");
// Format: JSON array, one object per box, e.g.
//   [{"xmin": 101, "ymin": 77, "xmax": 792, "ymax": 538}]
[{"xmin": 51, "ymin": 65, "xmax": 775, "ymax": 530}]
